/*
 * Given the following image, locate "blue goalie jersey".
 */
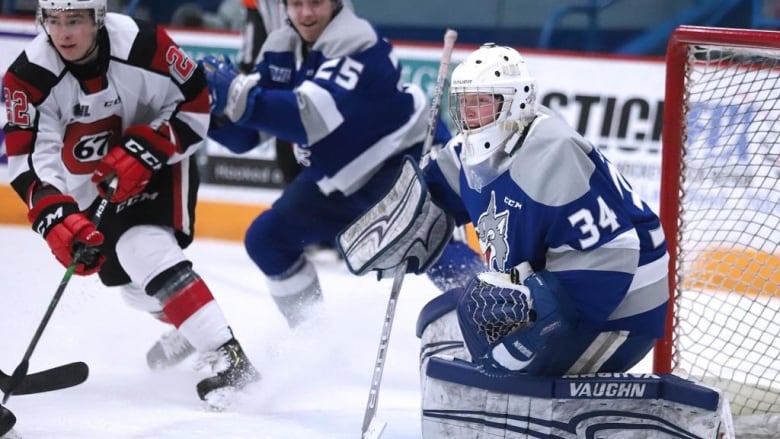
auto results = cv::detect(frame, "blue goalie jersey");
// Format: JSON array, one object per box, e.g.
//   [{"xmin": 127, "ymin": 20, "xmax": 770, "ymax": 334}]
[{"xmin": 426, "ymin": 106, "xmax": 669, "ymax": 337}]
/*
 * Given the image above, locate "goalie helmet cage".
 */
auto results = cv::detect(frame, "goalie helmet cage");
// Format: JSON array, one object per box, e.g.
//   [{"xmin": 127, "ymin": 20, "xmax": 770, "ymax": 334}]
[{"xmin": 654, "ymin": 24, "xmax": 780, "ymax": 428}]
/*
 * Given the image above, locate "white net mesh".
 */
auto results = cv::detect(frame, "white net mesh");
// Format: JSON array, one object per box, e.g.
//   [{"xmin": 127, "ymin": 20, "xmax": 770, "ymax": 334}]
[{"xmin": 672, "ymin": 41, "xmax": 780, "ymax": 418}]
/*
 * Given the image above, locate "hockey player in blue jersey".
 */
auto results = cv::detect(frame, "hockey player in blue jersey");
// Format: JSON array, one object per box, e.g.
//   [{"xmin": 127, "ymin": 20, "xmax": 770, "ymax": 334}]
[
  {"xmin": 195, "ymin": 0, "xmax": 483, "ymax": 329},
  {"xmin": 337, "ymin": 44, "xmax": 735, "ymax": 438},
  {"xmin": 341, "ymin": 42, "xmax": 669, "ymax": 378}
]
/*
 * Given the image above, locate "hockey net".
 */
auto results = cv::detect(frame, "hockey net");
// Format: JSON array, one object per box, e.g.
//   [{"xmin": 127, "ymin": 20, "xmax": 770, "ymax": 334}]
[{"xmin": 654, "ymin": 25, "xmax": 780, "ymax": 433}]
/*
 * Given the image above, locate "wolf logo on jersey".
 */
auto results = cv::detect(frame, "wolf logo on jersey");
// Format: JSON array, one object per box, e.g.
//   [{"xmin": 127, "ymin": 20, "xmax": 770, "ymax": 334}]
[{"xmin": 476, "ymin": 191, "xmax": 510, "ymax": 271}]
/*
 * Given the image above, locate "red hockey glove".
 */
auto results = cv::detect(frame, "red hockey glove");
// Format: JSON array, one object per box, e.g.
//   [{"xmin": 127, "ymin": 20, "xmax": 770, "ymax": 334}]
[
  {"xmin": 91, "ymin": 125, "xmax": 177, "ymax": 202},
  {"xmin": 28, "ymin": 194, "xmax": 105, "ymax": 275}
]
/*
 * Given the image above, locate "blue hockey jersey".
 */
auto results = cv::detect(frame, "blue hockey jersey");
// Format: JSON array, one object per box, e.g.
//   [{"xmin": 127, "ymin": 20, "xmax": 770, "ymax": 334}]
[
  {"xmin": 426, "ymin": 106, "xmax": 669, "ymax": 336},
  {"xmin": 211, "ymin": 7, "xmax": 428, "ymax": 196}
]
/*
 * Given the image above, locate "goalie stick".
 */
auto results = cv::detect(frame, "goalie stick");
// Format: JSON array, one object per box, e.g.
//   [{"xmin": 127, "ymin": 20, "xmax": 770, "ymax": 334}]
[
  {"xmin": 2, "ymin": 178, "xmax": 118, "ymax": 404},
  {"xmin": 361, "ymin": 28, "xmax": 458, "ymax": 439}
]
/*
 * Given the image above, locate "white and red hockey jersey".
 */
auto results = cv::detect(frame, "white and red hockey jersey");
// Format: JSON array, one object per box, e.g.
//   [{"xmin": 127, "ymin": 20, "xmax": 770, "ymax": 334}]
[{"xmin": 2, "ymin": 13, "xmax": 210, "ymax": 211}]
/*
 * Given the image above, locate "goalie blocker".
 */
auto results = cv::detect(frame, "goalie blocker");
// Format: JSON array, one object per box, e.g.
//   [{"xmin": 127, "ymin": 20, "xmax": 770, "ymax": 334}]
[
  {"xmin": 337, "ymin": 156, "xmax": 454, "ymax": 279},
  {"xmin": 416, "ymin": 291, "xmax": 735, "ymax": 439}
]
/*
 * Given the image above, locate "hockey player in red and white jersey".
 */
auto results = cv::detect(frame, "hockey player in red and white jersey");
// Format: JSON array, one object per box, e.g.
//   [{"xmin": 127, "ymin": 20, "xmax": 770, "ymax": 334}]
[{"xmin": 2, "ymin": 0, "xmax": 258, "ymax": 408}]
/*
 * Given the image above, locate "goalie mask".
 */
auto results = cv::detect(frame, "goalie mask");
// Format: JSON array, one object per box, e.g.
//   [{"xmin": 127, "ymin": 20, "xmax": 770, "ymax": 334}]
[
  {"xmin": 38, "ymin": 0, "xmax": 107, "ymax": 28},
  {"xmin": 449, "ymin": 43, "xmax": 537, "ymax": 190}
]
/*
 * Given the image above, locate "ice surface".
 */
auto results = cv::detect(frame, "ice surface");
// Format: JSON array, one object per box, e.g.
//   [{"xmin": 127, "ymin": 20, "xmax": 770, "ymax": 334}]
[
  {"xmin": 0, "ymin": 224, "xmax": 654, "ymax": 438},
  {"xmin": 0, "ymin": 224, "xmax": 440, "ymax": 438}
]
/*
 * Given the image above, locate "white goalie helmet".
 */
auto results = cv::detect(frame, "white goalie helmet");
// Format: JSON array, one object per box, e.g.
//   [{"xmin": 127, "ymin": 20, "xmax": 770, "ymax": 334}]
[
  {"xmin": 449, "ymin": 43, "xmax": 537, "ymax": 189},
  {"xmin": 38, "ymin": 0, "xmax": 107, "ymax": 27}
]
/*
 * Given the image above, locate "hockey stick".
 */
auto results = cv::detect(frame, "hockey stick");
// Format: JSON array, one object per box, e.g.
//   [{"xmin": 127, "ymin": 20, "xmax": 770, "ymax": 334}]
[
  {"xmin": 0, "ymin": 362, "xmax": 88, "ymax": 396},
  {"xmin": 418, "ymin": 29, "xmax": 458, "ymax": 170},
  {"xmin": 2, "ymin": 178, "xmax": 118, "ymax": 404},
  {"xmin": 361, "ymin": 28, "xmax": 458, "ymax": 439}
]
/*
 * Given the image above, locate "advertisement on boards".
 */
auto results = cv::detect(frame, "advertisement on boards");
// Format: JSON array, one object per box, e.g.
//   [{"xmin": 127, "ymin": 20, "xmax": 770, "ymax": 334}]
[{"xmin": 0, "ymin": 19, "xmax": 665, "ymax": 209}]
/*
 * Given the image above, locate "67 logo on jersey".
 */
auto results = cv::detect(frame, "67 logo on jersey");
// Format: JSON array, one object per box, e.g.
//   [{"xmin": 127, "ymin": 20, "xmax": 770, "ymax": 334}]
[{"xmin": 62, "ymin": 114, "xmax": 122, "ymax": 174}]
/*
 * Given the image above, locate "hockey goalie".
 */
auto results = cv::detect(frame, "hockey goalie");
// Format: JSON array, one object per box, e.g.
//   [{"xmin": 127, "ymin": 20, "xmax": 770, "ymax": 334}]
[{"xmin": 338, "ymin": 43, "xmax": 734, "ymax": 438}]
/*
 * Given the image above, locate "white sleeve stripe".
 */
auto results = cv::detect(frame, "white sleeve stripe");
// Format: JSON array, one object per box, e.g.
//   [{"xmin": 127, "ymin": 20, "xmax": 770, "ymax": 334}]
[
  {"xmin": 609, "ymin": 273, "xmax": 668, "ymax": 320},
  {"xmin": 316, "ymin": 85, "xmax": 427, "ymax": 195},
  {"xmin": 295, "ymin": 81, "xmax": 345, "ymax": 144},
  {"xmin": 546, "ymin": 246, "xmax": 638, "ymax": 275},
  {"xmin": 628, "ymin": 252, "xmax": 669, "ymax": 291},
  {"xmin": 649, "ymin": 224, "xmax": 666, "ymax": 249},
  {"xmin": 602, "ymin": 229, "xmax": 641, "ymax": 250},
  {"xmin": 548, "ymin": 229, "xmax": 640, "ymax": 254}
]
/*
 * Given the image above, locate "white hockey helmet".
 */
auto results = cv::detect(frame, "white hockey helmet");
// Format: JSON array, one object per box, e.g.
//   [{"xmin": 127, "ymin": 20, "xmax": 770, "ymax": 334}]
[
  {"xmin": 38, "ymin": 0, "xmax": 107, "ymax": 28},
  {"xmin": 449, "ymin": 43, "xmax": 537, "ymax": 189}
]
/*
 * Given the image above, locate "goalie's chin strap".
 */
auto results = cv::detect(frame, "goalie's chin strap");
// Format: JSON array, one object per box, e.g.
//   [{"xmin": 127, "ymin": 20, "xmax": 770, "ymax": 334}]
[{"xmin": 504, "ymin": 115, "xmax": 537, "ymax": 156}]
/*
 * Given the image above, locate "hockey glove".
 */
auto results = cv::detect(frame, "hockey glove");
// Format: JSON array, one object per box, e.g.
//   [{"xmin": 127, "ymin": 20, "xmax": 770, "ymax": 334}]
[
  {"xmin": 28, "ymin": 194, "xmax": 105, "ymax": 275},
  {"xmin": 199, "ymin": 55, "xmax": 260, "ymax": 123},
  {"xmin": 457, "ymin": 266, "xmax": 571, "ymax": 374},
  {"xmin": 92, "ymin": 125, "xmax": 176, "ymax": 202},
  {"xmin": 199, "ymin": 55, "xmax": 235, "ymax": 114}
]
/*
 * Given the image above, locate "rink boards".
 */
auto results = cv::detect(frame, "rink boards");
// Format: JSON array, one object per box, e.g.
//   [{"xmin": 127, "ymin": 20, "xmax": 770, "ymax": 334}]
[{"xmin": 0, "ymin": 17, "xmax": 775, "ymax": 297}]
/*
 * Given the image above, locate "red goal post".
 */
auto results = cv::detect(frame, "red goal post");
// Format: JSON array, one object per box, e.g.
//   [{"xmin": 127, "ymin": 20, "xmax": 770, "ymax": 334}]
[{"xmin": 655, "ymin": 25, "xmax": 780, "ymax": 418}]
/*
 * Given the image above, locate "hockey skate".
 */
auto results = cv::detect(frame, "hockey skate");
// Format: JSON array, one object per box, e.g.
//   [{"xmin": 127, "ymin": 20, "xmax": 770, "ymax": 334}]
[
  {"xmin": 196, "ymin": 338, "xmax": 260, "ymax": 410},
  {"xmin": 146, "ymin": 329, "xmax": 195, "ymax": 370}
]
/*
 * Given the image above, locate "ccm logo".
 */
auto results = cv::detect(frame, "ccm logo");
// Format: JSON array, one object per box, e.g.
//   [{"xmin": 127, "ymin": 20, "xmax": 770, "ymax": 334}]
[
  {"xmin": 125, "ymin": 139, "xmax": 163, "ymax": 171},
  {"xmin": 35, "ymin": 206, "xmax": 64, "ymax": 235},
  {"xmin": 504, "ymin": 197, "xmax": 522, "ymax": 209}
]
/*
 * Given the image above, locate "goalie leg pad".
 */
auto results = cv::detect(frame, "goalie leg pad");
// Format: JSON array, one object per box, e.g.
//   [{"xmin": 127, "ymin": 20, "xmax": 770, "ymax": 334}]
[
  {"xmin": 417, "ymin": 288, "xmax": 472, "ymax": 376},
  {"xmin": 422, "ymin": 356, "xmax": 732, "ymax": 439},
  {"xmin": 337, "ymin": 156, "xmax": 454, "ymax": 278}
]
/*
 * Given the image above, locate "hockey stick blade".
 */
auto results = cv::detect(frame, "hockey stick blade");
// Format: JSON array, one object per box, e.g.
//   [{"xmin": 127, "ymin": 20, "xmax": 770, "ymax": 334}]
[
  {"xmin": 362, "ymin": 418, "xmax": 387, "ymax": 439},
  {"xmin": 0, "ymin": 362, "xmax": 88, "ymax": 396}
]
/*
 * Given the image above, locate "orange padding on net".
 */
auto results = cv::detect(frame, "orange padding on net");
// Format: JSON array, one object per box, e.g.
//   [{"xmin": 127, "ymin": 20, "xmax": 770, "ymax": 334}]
[{"xmin": 686, "ymin": 248, "xmax": 780, "ymax": 297}]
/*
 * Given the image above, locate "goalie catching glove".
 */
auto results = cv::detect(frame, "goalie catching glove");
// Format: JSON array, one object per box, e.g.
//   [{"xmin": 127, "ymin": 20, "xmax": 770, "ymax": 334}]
[
  {"xmin": 337, "ymin": 157, "xmax": 454, "ymax": 279},
  {"xmin": 28, "ymin": 192, "xmax": 105, "ymax": 275},
  {"xmin": 457, "ymin": 264, "xmax": 573, "ymax": 374},
  {"xmin": 91, "ymin": 125, "xmax": 177, "ymax": 202}
]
